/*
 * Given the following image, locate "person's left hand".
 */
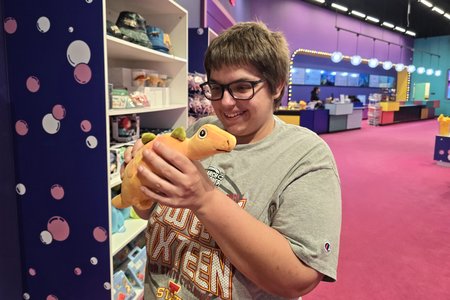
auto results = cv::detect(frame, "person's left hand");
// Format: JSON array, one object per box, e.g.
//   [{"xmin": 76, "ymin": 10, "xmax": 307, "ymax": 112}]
[{"xmin": 137, "ymin": 140, "xmax": 215, "ymax": 212}]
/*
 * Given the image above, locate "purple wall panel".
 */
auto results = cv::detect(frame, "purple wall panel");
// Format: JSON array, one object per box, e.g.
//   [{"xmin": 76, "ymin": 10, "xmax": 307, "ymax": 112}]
[{"xmin": 248, "ymin": 0, "xmax": 414, "ymax": 64}]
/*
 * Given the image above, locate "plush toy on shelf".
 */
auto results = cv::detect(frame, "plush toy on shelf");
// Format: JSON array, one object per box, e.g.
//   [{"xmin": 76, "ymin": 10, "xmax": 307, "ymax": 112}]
[
  {"xmin": 437, "ymin": 114, "xmax": 450, "ymax": 137},
  {"xmin": 112, "ymin": 124, "xmax": 236, "ymax": 210}
]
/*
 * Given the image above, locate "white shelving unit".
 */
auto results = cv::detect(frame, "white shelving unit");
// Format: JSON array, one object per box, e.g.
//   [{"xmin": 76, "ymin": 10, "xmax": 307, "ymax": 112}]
[{"xmin": 105, "ymin": 0, "xmax": 188, "ymax": 298}]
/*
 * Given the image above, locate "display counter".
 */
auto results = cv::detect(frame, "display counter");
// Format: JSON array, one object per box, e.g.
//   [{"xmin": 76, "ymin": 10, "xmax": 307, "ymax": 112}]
[
  {"xmin": 434, "ymin": 136, "xmax": 450, "ymax": 167},
  {"xmin": 378, "ymin": 100, "xmax": 439, "ymax": 125},
  {"xmin": 275, "ymin": 102, "xmax": 362, "ymax": 134}
]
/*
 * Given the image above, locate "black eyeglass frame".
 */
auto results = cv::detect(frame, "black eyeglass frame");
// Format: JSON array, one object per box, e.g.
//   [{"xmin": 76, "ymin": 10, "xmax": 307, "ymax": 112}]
[{"xmin": 200, "ymin": 79, "xmax": 265, "ymax": 101}]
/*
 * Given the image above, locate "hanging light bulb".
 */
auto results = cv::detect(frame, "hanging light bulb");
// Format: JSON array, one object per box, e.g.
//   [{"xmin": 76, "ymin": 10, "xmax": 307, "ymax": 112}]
[
  {"xmin": 417, "ymin": 67, "xmax": 425, "ymax": 74},
  {"xmin": 434, "ymin": 69, "xmax": 442, "ymax": 77},
  {"xmin": 395, "ymin": 63, "xmax": 405, "ymax": 72},
  {"xmin": 331, "ymin": 28, "xmax": 343, "ymax": 63},
  {"xmin": 395, "ymin": 46, "xmax": 404, "ymax": 72},
  {"xmin": 368, "ymin": 58, "xmax": 379, "ymax": 68},
  {"xmin": 426, "ymin": 68, "xmax": 434, "ymax": 76},
  {"xmin": 382, "ymin": 43, "xmax": 393, "ymax": 70},
  {"xmin": 351, "ymin": 34, "xmax": 362, "ymax": 66},
  {"xmin": 368, "ymin": 38, "xmax": 378, "ymax": 68},
  {"xmin": 407, "ymin": 65, "xmax": 416, "ymax": 73},
  {"xmin": 331, "ymin": 51, "xmax": 343, "ymax": 63}
]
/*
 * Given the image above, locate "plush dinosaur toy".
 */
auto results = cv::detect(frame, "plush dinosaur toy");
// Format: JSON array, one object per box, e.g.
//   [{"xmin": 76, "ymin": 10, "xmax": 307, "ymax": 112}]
[{"xmin": 112, "ymin": 124, "xmax": 236, "ymax": 210}]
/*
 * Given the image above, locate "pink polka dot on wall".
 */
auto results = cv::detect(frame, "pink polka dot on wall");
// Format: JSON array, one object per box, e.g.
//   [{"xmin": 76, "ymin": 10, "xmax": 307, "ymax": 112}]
[
  {"xmin": 46, "ymin": 295, "xmax": 58, "ymax": 300},
  {"xmin": 52, "ymin": 105, "xmax": 66, "ymax": 120},
  {"xmin": 80, "ymin": 120, "xmax": 92, "ymax": 132},
  {"xmin": 74, "ymin": 63, "xmax": 92, "ymax": 84},
  {"xmin": 93, "ymin": 226, "xmax": 108, "ymax": 242},
  {"xmin": 47, "ymin": 216, "xmax": 70, "ymax": 241},
  {"xmin": 28, "ymin": 268, "xmax": 36, "ymax": 276},
  {"xmin": 50, "ymin": 184, "xmax": 64, "ymax": 200},
  {"xmin": 74, "ymin": 267, "xmax": 82, "ymax": 276},
  {"xmin": 15, "ymin": 120, "xmax": 29, "ymax": 136},
  {"xmin": 4, "ymin": 17, "xmax": 17, "ymax": 34},
  {"xmin": 26, "ymin": 76, "xmax": 40, "ymax": 93}
]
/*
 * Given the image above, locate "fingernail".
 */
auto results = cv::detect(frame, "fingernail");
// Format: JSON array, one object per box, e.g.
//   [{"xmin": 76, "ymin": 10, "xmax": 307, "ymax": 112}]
[
  {"xmin": 138, "ymin": 166, "xmax": 144, "ymax": 173},
  {"xmin": 154, "ymin": 141, "xmax": 160, "ymax": 148}
]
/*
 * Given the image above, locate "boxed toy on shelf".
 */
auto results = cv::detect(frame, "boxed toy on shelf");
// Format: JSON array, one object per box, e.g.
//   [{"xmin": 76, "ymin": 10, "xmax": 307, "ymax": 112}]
[
  {"xmin": 125, "ymin": 246, "xmax": 147, "ymax": 289},
  {"xmin": 112, "ymin": 270, "xmax": 137, "ymax": 300},
  {"xmin": 188, "ymin": 72, "xmax": 214, "ymax": 126},
  {"xmin": 111, "ymin": 115, "xmax": 140, "ymax": 143}
]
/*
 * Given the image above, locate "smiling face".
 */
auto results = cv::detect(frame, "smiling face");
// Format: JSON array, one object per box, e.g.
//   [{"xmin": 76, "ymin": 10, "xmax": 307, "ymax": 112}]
[{"xmin": 209, "ymin": 65, "xmax": 282, "ymax": 145}]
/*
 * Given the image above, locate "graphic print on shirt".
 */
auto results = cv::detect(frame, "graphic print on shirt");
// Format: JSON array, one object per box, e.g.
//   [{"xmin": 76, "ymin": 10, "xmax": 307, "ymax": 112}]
[{"xmin": 147, "ymin": 165, "xmax": 246, "ymax": 299}]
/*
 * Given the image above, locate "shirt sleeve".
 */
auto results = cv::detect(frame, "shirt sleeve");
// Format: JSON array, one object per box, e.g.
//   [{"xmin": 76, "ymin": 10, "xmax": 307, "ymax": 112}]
[{"xmin": 271, "ymin": 143, "xmax": 342, "ymax": 282}]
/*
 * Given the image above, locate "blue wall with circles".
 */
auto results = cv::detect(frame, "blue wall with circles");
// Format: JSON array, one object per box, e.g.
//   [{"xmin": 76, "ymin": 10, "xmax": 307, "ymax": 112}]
[{"xmin": 2, "ymin": 0, "xmax": 112, "ymax": 299}]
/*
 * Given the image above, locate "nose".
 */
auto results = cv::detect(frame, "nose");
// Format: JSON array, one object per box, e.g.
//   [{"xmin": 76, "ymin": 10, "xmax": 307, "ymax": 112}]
[{"xmin": 220, "ymin": 88, "xmax": 236, "ymax": 105}]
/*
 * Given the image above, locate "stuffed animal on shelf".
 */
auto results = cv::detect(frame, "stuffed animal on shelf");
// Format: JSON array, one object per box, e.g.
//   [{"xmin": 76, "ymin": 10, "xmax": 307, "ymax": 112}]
[
  {"xmin": 437, "ymin": 114, "xmax": 450, "ymax": 137},
  {"xmin": 112, "ymin": 124, "xmax": 236, "ymax": 210}
]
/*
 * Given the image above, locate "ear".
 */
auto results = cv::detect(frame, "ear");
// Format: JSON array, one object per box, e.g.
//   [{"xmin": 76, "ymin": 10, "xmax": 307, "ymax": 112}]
[{"xmin": 273, "ymin": 82, "xmax": 285, "ymax": 100}]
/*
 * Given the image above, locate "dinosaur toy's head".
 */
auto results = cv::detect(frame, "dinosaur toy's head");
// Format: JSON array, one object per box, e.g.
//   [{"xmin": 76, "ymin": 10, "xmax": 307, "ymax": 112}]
[
  {"xmin": 186, "ymin": 124, "xmax": 236, "ymax": 160},
  {"xmin": 111, "ymin": 124, "xmax": 236, "ymax": 210}
]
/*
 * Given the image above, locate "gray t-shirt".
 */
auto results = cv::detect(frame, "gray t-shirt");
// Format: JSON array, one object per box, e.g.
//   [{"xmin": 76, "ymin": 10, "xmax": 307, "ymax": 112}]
[{"xmin": 144, "ymin": 116, "xmax": 341, "ymax": 300}]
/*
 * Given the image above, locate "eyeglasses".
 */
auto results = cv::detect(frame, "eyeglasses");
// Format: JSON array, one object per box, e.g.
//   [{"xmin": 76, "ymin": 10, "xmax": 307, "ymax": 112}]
[{"xmin": 200, "ymin": 79, "xmax": 264, "ymax": 101}]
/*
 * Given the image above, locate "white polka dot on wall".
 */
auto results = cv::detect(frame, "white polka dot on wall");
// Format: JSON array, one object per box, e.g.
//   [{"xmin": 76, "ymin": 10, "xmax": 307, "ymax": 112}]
[
  {"xmin": 15, "ymin": 120, "xmax": 29, "ymax": 136},
  {"xmin": 104, "ymin": 282, "xmax": 111, "ymax": 290},
  {"xmin": 4, "ymin": 17, "xmax": 17, "ymax": 34},
  {"xmin": 26, "ymin": 76, "xmax": 40, "ymax": 93},
  {"xmin": 47, "ymin": 216, "xmax": 70, "ymax": 241},
  {"xmin": 67, "ymin": 40, "xmax": 91, "ymax": 67},
  {"xmin": 86, "ymin": 0, "xmax": 93, "ymax": 3},
  {"xmin": 23, "ymin": 293, "xmax": 30, "ymax": 300},
  {"xmin": 74, "ymin": 63, "xmax": 92, "ymax": 84},
  {"xmin": 16, "ymin": 183, "xmax": 27, "ymax": 195},
  {"xmin": 93, "ymin": 226, "xmax": 108, "ymax": 242},
  {"xmin": 86, "ymin": 135, "xmax": 98, "ymax": 149},
  {"xmin": 52, "ymin": 104, "xmax": 66, "ymax": 120},
  {"xmin": 36, "ymin": 16, "xmax": 50, "ymax": 33},
  {"xmin": 50, "ymin": 184, "xmax": 65, "ymax": 200},
  {"xmin": 80, "ymin": 120, "xmax": 92, "ymax": 132},
  {"xmin": 42, "ymin": 113, "xmax": 61, "ymax": 134},
  {"xmin": 90, "ymin": 257, "xmax": 98, "ymax": 265},
  {"xmin": 40, "ymin": 230, "xmax": 53, "ymax": 245},
  {"xmin": 68, "ymin": 27, "xmax": 74, "ymax": 33}
]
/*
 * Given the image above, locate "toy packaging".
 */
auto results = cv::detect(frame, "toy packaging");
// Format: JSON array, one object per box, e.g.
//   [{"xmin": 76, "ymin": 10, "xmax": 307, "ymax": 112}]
[
  {"xmin": 112, "ymin": 270, "xmax": 136, "ymax": 300},
  {"xmin": 125, "ymin": 246, "xmax": 147, "ymax": 288},
  {"xmin": 111, "ymin": 115, "xmax": 140, "ymax": 143}
]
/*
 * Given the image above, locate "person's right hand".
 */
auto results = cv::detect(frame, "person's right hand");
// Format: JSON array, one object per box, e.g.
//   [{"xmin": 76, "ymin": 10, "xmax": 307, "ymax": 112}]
[{"xmin": 120, "ymin": 139, "xmax": 144, "ymax": 179}]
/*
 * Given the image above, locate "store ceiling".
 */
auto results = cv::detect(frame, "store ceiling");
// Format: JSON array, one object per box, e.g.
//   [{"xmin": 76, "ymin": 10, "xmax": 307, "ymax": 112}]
[{"xmin": 306, "ymin": 0, "xmax": 450, "ymax": 38}]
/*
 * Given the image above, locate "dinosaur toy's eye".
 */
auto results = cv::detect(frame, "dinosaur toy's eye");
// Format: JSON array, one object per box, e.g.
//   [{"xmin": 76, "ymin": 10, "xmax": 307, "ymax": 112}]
[{"xmin": 198, "ymin": 128, "xmax": 207, "ymax": 139}]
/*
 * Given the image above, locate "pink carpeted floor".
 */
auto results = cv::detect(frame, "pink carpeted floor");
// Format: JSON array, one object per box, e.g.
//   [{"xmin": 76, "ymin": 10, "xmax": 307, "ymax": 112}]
[{"xmin": 304, "ymin": 119, "xmax": 450, "ymax": 300}]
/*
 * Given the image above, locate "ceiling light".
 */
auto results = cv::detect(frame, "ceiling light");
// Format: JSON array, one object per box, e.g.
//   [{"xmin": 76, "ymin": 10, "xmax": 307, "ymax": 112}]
[
  {"xmin": 368, "ymin": 58, "xmax": 379, "ymax": 68},
  {"xmin": 418, "ymin": 0, "xmax": 433, "ymax": 8},
  {"xmin": 351, "ymin": 55, "xmax": 362, "ymax": 66},
  {"xmin": 395, "ymin": 63, "xmax": 405, "ymax": 72},
  {"xmin": 350, "ymin": 10, "xmax": 366, "ymax": 18},
  {"xmin": 434, "ymin": 69, "xmax": 442, "ymax": 77},
  {"xmin": 394, "ymin": 26, "xmax": 406, "ymax": 33},
  {"xmin": 381, "ymin": 22, "xmax": 395, "ymax": 28},
  {"xmin": 405, "ymin": 31, "xmax": 416, "ymax": 36},
  {"xmin": 431, "ymin": 6, "xmax": 444, "ymax": 14},
  {"xmin": 383, "ymin": 61, "xmax": 393, "ymax": 70},
  {"xmin": 407, "ymin": 65, "xmax": 416, "ymax": 73},
  {"xmin": 331, "ymin": 51, "xmax": 343, "ymax": 63},
  {"xmin": 312, "ymin": 0, "xmax": 325, "ymax": 3},
  {"xmin": 365, "ymin": 16, "xmax": 379, "ymax": 23},
  {"xmin": 417, "ymin": 67, "xmax": 426, "ymax": 74},
  {"xmin": 426, "ymin": 68, "xmax": 434, "ymax": 76},
  {"xmin": 331, "ymin": 3, "xmax": 348, "ymax": 12},
  {"xmin": 444, "ymin": 13, "xmax": 450, "ymax": 20}
]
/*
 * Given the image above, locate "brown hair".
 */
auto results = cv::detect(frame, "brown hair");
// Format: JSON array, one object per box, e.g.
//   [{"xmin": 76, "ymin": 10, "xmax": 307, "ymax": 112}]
[{"xmin": 204, "ymin": 21, "xmax": 290, "ymax": 109}]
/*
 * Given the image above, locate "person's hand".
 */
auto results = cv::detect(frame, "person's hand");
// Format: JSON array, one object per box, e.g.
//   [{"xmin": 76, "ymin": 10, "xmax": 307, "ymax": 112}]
[
  {"xmin": 136, "ymin": 141, "xmax": 216, "ymax": 212},
  {"xmin": 120, "ymin": 139, "xmax": 144, "ymax": 179}
]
